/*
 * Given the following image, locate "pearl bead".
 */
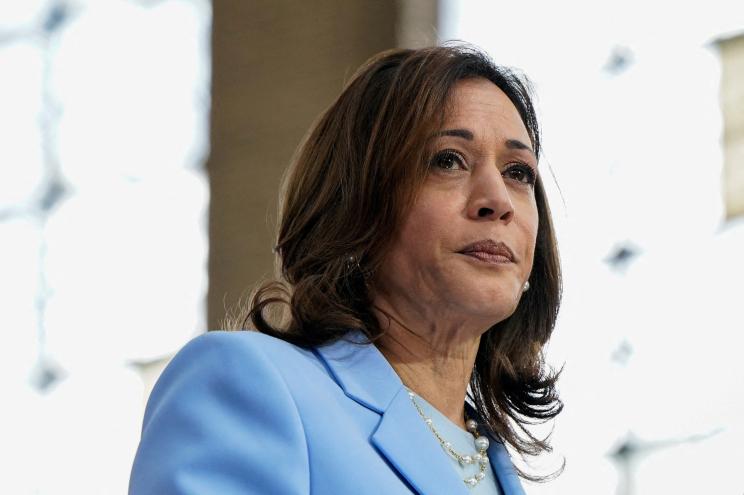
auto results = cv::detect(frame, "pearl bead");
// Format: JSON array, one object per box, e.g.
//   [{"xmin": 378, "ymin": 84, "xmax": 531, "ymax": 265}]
[
  {"xmin": 474, "ymin": 436, "xmax": 490, "ymax": 451},
  {"xmin": 407, "ymin": 391, "xmax": 488, "ymax": 487}
]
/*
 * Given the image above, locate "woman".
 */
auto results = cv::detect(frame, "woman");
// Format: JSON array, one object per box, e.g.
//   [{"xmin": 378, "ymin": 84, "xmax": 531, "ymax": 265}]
[{"xmin": 130, "ymin": 44, "xmax": 562, "ymax": 495}]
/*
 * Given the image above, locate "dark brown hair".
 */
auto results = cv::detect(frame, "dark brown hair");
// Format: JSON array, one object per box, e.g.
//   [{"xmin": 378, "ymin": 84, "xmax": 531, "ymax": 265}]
[{"xmin": 229, "ymin": 43, "xmax": 562, "ymax": 480}]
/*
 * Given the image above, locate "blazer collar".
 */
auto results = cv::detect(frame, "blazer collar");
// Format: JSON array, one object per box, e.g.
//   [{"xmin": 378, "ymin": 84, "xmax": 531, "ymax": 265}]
[
  {"xmin": 314, "ymin": 330, "xmax": 400, "ymax": 414},
  {"xmin": 314, "ymin": 331, "xmax": 525, "ymax": 495},
  {"xmin": 488, "ymin": 441, "xmax": 526, "ymax": 495},
  {"xmin": 465, "ymin": 403, "xmax": 526, "ymax": 495}
]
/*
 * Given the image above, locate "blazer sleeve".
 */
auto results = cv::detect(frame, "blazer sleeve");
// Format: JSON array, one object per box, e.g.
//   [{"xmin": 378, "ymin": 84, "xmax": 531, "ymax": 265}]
[{"xmin": 129, "ymin": 332, "xmax": 310, "ymax": 494}]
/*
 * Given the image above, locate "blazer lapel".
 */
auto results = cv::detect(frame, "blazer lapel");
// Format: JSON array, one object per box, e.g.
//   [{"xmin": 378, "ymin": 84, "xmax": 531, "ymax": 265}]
[
  {"xmin": 314, "ymin": 331, "xmax": 399, "ymax": 414},
  {"xmin": 371, "ymin": 387, "xmax": 470, "ymax": 495},
  {"xmin": 487, "ymin": 439, "xmax": 526, "ymax": 495},
  {"xmin": 315, "ymin": 333, "xmax": 469, "ymax": 495},
  {"xmin": 464, "ymin": 402, "xmax": 526, "ymax": 495}
]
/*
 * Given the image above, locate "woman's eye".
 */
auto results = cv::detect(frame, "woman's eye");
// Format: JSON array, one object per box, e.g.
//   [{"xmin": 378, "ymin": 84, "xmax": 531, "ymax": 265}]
[
  {"xmin": 503, "ymin": 163, "xmax": 537, "ymax": 185},
  {"xmin": 430, "ymin": 150, "xmax": 466, "ymax": 171}
]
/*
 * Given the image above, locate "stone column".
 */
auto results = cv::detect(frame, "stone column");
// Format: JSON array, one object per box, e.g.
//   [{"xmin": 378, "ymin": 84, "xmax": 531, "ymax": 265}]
[
  {"xmin": 207, "ymin": 1, "xmax": 438, "ymax": 328},
  {"xmin": 718, "ymin": 33, "xmax": 744, "ymax": 220}
]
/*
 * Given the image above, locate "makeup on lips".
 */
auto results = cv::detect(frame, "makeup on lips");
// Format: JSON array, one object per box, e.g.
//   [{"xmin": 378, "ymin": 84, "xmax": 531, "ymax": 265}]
[{"xmin": 457, "ymin": 239, "xmax": 515, "ymax": 264}]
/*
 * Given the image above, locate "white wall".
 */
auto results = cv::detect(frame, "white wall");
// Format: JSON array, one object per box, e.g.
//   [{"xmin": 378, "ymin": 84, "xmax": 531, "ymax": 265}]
[
  {"xmin": 442, "ymin": 1, "xmax": 744, "ymax": 493},
  {"xmin": 0, "ymin": 1, "xmax": 211, "ymax": 492}
]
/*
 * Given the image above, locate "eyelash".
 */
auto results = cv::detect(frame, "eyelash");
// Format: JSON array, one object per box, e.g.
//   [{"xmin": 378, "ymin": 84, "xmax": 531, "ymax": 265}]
[
  {"xmin": 430, "ymin": 149, "xmax": 466, "ymax": 171},
  {"xmin": 429, "ymin": 149, "xmax": 537, "ymax": 186},
  {"xmin": 503, "ymin": 163, "xmax": 537, "ymax": 186}
]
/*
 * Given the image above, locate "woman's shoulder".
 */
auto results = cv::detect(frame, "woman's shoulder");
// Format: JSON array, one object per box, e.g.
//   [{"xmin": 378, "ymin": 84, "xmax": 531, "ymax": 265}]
[
  {"xmin": 184, "ymin": 328, "xmax": 307, "ymax": 352},
  {"xmin": 157, "ymin": 329, "xmax": 321, "ymax": 387},
  {"xmin": 178, "ymin": 329, "xmax": 323, "ymax": 367},
  {"xmin": 133, "ymin": 330, "xmax": 315, "ymax": 493},
  {"xmin": 142, "ymin": 330, "xmax": 328, "ymax": 433}
]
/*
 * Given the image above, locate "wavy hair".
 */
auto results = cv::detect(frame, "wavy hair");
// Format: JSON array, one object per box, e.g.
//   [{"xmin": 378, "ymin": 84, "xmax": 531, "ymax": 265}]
[{"xmin": 227, "ymin": 43, "xmax": 563, "ymax": 481}]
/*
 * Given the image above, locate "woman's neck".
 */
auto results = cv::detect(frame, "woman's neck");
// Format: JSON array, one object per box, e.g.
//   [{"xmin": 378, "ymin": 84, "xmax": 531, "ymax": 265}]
[{"xmin": 372, "ymin": 304, "xmax": 483, "ymax": 429}]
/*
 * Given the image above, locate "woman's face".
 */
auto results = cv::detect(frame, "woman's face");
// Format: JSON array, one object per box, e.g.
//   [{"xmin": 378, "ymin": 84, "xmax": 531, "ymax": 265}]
[{"xmin": 375, "ymin": 77, "xmax": 539, "ymax": 329}]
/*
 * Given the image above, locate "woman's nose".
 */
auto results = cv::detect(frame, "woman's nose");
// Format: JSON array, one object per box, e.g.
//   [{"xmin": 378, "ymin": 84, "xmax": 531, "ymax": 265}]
[{"xmin": 466, "ymin": 169, "xmax": 514, "ymax": 223}]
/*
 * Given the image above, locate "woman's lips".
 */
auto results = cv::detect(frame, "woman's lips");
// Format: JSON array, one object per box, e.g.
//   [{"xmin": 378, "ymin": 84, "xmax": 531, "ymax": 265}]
[
  {"xmin": 461, "ymin": 251, "xmax": 513, "ymax": 264},
  {"xmin": 458, "ymin": 239, "xmax": 516, "ymax": 264}
]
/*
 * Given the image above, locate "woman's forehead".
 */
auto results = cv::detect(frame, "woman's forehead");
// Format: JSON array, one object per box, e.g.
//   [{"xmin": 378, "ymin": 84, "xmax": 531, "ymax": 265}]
[{"xmin": 442, "ymin": 78, "xmax": 530, "ymax": 143}]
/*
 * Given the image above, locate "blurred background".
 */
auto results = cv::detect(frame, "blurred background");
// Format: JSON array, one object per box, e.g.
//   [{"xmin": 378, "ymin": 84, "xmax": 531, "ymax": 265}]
[{"xmin": 1, "ymin": 0, "xmax": 742, "ymax": 493}]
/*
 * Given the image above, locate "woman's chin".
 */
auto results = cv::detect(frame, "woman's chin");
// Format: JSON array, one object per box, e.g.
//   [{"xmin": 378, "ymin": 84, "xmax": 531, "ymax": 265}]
[{"xmin": 448, "ymin": 290, "xmax": 521, "ymax": 326}]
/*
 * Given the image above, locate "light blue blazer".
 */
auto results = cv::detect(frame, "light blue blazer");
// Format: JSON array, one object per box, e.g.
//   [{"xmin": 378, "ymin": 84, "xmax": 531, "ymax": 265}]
[{"xmin": 129, "ymin": 330, "xmax": 526, "ymax": 495}]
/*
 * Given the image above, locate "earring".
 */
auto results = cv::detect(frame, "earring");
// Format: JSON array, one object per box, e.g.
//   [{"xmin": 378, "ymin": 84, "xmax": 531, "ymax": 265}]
[
  {"xmin": 346, "ymin": 254, "xmax": 373, "ymax": 282},
  {"xmin": 522, "ymin": 280, "xmax": 530, "ymax": 293},
  {"xmin": 346, "ymin": 255, "xmax": 361, "ymax": 272}
]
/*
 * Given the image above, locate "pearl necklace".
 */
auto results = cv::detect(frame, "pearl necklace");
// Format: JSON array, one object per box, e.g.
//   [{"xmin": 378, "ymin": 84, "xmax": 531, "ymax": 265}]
[{"xmin": 407, "ymin": 390, "xmax": 490, "ymax": 488}]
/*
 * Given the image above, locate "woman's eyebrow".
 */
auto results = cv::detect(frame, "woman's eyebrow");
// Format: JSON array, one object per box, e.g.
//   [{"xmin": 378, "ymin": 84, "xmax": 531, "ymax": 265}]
[
  {"xmin": 505, "ymin": 138, "xmax": 536, "ymax": 158},
  {"xmin": 434, "ymin": 129, "xmax": 536, "ymax": 158},
  {"xmin": 434, "ymin": 128, "xmax": 474, "ymax": 140}
]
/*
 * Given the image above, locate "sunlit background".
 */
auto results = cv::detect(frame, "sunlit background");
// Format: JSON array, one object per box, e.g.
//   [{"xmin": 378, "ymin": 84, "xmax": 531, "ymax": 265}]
[{"xmin": 1, "ymin": 1, "xmax": 742, "ymax": 493}]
